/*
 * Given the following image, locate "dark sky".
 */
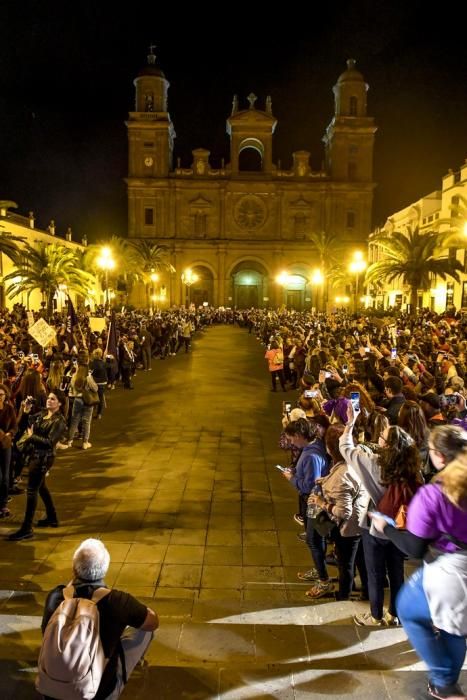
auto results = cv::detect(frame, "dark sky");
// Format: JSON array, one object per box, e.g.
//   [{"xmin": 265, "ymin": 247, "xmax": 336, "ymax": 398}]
[{"xmin": 1, "ymin": 2, "xmax": 466, "ymax": 242}]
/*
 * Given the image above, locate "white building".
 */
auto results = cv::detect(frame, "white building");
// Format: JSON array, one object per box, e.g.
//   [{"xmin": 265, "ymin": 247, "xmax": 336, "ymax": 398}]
[
  {"xmin": 0, "ymin": 203, "xmax": 98, "ymax": 311},
  {"xmin": 369, "ymin": 158, "xmax": 467, "ymax": 313}
]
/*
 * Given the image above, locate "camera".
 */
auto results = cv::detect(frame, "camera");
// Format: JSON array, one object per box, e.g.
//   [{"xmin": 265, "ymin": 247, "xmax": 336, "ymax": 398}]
[
  {"xmin": 25, "ymin": 395, "xmax": 36, "ymax": 405},
  {"xmin": 283, "ymin": 401, "xmax": 292, "ymax": 414},
  {"xmin": 342, "ymin": 364, "xmax": 348, "ymax": 373}
]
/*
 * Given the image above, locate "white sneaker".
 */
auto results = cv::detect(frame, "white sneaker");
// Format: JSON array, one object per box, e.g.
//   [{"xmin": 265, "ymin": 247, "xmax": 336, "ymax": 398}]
[
  {"xmin": 56, "ymin": 442, "xmax": 69, "ymax": 450},
  {"xmin": 82, "ymin": 442, "xmax": 92, "ymax": 450}
]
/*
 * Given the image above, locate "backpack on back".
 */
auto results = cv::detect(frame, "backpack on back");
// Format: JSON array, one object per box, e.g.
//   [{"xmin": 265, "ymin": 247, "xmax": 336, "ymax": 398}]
[
  {"xmin": 377, "ymin": 481, "xmax": 418, "ymax": 529},
  {"xmin": 36, "ymin": 584, "xmax": 111, "ymax": 700}
]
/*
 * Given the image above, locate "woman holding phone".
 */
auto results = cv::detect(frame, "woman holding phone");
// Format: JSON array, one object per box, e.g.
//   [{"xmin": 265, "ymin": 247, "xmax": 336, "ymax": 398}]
[{"xmin": 339, "ymin": 403, "xmax": 422, "ymax": 626}]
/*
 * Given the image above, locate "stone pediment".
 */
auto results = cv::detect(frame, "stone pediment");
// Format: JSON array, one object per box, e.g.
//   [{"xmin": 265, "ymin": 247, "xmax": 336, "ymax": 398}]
[
  {"xmin": 188, "ymin": 194, "xmax": 212, "ymax": 208},
  {"xmin": 289, "ymin": 196, "xmax": 313, "ymax": 209}
]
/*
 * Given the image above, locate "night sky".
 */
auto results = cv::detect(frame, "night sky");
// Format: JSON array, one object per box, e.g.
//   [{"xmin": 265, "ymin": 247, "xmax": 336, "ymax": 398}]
[{"xmin": 1, "ymin": 2, "xmax": 466, "ymax": 243}]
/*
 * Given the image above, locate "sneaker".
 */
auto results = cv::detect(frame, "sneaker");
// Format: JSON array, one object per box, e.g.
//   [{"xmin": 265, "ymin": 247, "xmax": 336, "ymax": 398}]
[
  {"xmin": 82, "ymin": 442, "xmax": 92, "ymax": 450},
  {"xmin": 354, "ymin": 612, "xmax": 384, "ymax": 626},
  {"xmin": 7, "ymin": 528, "xmax": 33, "ymax": 541},
  {"xmin": 0, "ymin": 508, "xmax": 10, "ymax": 518},
  {"xmin": 383, "ymin": 611, "xmax": 400, "ymax": 626},
  {"xmin": 36, "ymin": 518, "xmax": 59, "ymax": 528},
  {"xmin": 56, "ymin": 442, "xmax": 70, "ymax": 450},
  {"xmin": 293, "ymin": 513, "xmax": 305, "ymax": 526},
  {"xmin": 297, "ymin": 568, "xmax": 319, "ymax": 581},
  {"xmin": 297, "ymin": 532, "xmax": 307, "ymax": 542},
  {"xmin": 305, "ymin": 580, "xmax": 334, "ymax": 599},
  {"xmin": 427, "ymin": 682, "xmax": 466, "ymax": 699}
]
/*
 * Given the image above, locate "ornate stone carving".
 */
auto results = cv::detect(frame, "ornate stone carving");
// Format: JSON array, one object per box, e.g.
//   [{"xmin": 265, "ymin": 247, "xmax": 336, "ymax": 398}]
[{"xmin": 233, "ymin": 195, "xmax": 267, "ymax": 231}]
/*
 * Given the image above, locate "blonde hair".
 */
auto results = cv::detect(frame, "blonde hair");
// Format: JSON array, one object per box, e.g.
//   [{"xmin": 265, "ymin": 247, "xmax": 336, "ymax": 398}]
[{"xmin": 435, "ymin": 454, "xmax": 467, "ymax": 510}]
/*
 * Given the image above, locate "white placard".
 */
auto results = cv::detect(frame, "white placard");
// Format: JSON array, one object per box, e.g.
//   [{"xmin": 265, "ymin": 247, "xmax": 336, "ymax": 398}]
[{"xmin": 28, "ymin": 318, "xmax": 57, "ymax": 347}]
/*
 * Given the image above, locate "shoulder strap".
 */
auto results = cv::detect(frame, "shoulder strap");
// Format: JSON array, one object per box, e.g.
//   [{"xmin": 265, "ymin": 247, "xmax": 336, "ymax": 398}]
[
  {"xmin": 91, "ymin": 587, "xmax": 112, "ymax": 603},
  {"xmin": 440, "ymin": 532, "xmax": 467, "ymax": 550}
]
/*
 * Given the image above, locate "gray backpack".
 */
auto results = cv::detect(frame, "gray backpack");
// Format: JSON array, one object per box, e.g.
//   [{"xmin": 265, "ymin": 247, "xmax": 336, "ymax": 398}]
[{"xmin": 36, "ymin": 584, "xmax": 111, "ymax": 700}]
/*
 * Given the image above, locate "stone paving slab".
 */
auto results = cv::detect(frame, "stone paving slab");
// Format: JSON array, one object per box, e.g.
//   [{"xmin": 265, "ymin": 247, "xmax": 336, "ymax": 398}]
[{"xmin": 1, "ymin": 326, "xmax": 466, "ymax": 699}]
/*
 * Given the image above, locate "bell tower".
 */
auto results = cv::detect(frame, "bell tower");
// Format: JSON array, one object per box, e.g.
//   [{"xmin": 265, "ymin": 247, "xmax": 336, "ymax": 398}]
[
  {"xmin": 126, "ymin": 47, "xmax": 175, "ymax": 181},
  {"xmin": 226, "ymin": 93, "xmax": 277, "ymax": 176},
  {"xmin": 323, "ymin": 59, "xmax": 376, "ymax": 182}
]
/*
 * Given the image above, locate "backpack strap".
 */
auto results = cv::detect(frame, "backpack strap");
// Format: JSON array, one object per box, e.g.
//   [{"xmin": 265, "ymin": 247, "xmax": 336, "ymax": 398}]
[
  {"xmin": 91, "ymin": 588, "xmax": 112, "ymax": 603},
  {"xmin": 62, "ymin": 583, "xmax": 75, "ymax": 600}
]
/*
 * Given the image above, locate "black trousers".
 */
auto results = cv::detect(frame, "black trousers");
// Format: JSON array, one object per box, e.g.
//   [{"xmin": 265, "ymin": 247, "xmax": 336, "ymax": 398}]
[{"xmin": 23, "ymin": 456, "xmax": 56, "ymax": 530}]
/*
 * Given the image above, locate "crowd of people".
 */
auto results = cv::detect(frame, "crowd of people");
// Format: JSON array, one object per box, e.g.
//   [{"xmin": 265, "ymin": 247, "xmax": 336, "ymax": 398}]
[
  {"xmin": 0, "ymin": 303, "xmax": 225, "ymax": 542},
  {"xmin": 250, "ymin": 307, "xmax": 467, "ymax": 700}
]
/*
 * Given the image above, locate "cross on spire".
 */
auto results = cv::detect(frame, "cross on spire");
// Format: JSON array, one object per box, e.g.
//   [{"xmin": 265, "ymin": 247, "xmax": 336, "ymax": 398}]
[
  {"xmin": 148, "ymin": 43, "xmax": 157, "ymax": 64},
  {"xmin": 247, "ymin": 92, "xmax": 257, "ymax": 109}
]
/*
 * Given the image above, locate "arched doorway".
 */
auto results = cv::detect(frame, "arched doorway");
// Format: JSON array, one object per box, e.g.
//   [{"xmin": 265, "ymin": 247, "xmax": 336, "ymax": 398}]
[
  {"xmin": 230, "ymin": 260, "xmax": 269, "ymax": 308},
  {"xmin": 277, "ymin": 273, "xmax": 308, "ymax": 310},
  {"xmin": 187, "ymin": 265, "xmax": 214, "ymax": 307}
]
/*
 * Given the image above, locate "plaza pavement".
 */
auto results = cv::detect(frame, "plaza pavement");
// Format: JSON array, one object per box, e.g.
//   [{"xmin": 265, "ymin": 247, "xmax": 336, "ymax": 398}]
[{"xmin": 0, "ymin": 324, "xmax": 465, "ymax": 699}]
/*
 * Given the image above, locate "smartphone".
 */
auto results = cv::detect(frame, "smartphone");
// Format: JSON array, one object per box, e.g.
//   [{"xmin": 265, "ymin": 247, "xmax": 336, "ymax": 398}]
[
  {"xmin": 324, "ymin": 371, "xmax": 331, "ymax": 379},
  {"xmin": 274, "ymin": 464, "xmax": 288, "ymax": 473},
  {"xmin": 304, "ymin": 390, "xmax": 318, "ymax": 399},
  {"xmin": 350, "ymin": 391, "xmax": 361, "ymax": 412},
  {"xmin": 370, "ymin": 511, "xmax": 397, "ymax": 527},
  {"xmin": 283, "ymin": 401, "xmax": 292, "ymax": 414},
  {"xmin": 391, "ymin": 348, "xmax": 397, "ymax": 359},
  {"xmin": 32, "ymin": 354, "xmax": 39, "ymax": 361},
  {"xmin": 365, "ymin": 347, "xmax": 370, "ymax": 353},
  {"xmin": 342, "ymin": 364, "xmax": 348, "ymax": 374},
  {"xmin": 440, "ymin": 393, "xmax": 458, "ymax": 409}
]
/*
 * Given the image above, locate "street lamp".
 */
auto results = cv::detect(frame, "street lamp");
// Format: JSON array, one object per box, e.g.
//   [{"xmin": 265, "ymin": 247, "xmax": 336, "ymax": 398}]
[
  {"xmin": 181, "ymin": 268, "xmax": 198, "ymax": 307},
  {"xmin": 349, "ymin": 251, "xmax": 367, "ymax": 312},
  {"xmin": 97, "ymin": 246, "xmax": 115, "ymax": 309}
]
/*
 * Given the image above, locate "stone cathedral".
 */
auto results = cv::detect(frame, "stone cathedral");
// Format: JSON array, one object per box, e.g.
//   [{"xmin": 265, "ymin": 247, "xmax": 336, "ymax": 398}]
[{"xmin": 126, "ymin": 50, "xmax": 376, "ymax": 309}]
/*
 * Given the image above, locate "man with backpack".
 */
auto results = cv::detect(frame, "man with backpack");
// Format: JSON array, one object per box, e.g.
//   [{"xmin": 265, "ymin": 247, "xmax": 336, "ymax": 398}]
[{"xmin": 36, "ymin": 538, "xmax": 158, "ymax": 700}]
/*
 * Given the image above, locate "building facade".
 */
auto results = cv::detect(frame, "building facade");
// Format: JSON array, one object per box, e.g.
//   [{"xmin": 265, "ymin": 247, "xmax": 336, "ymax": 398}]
[
  {"xmin": 368, "ymin": 159, "xmax": 467, "ymax": 313},
  {"xmin": 126, "ymin": 51, "xmax": 377, "ymax": 309}
]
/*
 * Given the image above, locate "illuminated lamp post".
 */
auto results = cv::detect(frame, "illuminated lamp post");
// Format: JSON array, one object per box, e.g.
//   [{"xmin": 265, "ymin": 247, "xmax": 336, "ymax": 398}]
[
  {"xmin": 97, "ymin": 246, "xmax": 115, "ymax": 309},
  {"xmin": 181, "ymin": 269, "xmax": 198, "ymax": 307}
]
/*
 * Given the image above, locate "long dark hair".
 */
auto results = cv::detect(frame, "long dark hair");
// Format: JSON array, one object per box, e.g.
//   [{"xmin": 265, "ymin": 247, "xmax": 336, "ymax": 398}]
[
  {"xmin": 378, "ymin": 425, "xmax": 421, "ymax": 486},
  {"xmin": 397, "ymin": 400, "xmax": 429, "ymax": 450}
]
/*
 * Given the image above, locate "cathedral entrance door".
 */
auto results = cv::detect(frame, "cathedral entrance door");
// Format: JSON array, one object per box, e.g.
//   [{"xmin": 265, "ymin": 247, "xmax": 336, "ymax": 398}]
[{"xmin": 236, "ymin": 285, "xmax": 258, "ymax": 309}]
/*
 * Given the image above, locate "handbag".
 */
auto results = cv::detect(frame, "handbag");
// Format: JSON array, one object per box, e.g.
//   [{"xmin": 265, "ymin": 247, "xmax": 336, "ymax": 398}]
[
  {"xmin": 81, "ymin": 386, "xmax": 99, "ymax": 406},
  {"xmin": 15, "ymin": 431, "xmax": 30, "ymax": 453},
  {"xmin": 309, "ymin": 508, "xmax": 337, "ymax": 537}
]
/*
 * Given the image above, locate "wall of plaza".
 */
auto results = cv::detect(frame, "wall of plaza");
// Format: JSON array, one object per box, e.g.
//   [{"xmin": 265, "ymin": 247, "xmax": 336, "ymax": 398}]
[
  {"xmin": 0, "ymin": 209, "xmax": 99, "ymax": 311},
  {"xmin": 369, "ymin": 159, "xmax": 467, "ymax": 314}
]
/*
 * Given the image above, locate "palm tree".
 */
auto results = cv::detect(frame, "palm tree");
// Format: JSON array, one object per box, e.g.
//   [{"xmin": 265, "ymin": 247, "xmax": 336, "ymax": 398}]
[
  {"xmin": 308, "ymin": 231, "xmax": 340, "ymax": 310},
  {"xmin": 0, "ymin": 229, "xmax": 25, "ymax": 307},
  {"xmin": 4, "ymin": 242, "xmax": 95, "ymax": 317},
  {"xmin": 127, "ymin": 239, "xmax": 175, "ymax": 307},
  {"xmin": 365, "ymin": 226, "xmax": 463, "ymax": 315}
]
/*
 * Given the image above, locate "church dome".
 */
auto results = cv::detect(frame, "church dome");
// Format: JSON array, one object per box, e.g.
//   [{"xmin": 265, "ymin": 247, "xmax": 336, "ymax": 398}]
[
  {"xmin": 337, "ymin": 59, "xmax": 364, "ymax": 84},
  {"xmin": 136, "ymin": 47, "xmax": 165, "ymax": 79}
]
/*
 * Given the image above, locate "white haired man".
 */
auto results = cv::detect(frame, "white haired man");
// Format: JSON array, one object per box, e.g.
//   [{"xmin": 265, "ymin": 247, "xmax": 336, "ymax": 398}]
[{"xmin": 39, "ymin": 538, "xmax": 158, "ymax": 699}]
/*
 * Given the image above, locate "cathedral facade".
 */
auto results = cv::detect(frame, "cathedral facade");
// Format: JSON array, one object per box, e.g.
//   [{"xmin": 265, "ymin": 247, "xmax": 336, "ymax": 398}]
[{"xmin": 126, "ymin": 52, "xmax": 376, "ymax": 309}]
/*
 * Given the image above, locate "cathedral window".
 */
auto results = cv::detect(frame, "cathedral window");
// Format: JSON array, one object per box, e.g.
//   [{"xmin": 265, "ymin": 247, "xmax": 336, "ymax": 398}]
[
  {"xmin": 294, "ymin": 214, "xmax": 307, "ymax": 238},
  {"xmin": 144, "ymin": 208, "xmax": 154, "ymax": 226},
  {"xmin": 346, "ymin": 211, "xmax": 356, "ymax": 229},
  {"xmin": 194, "ymin": 212, "xmax": 207, "ymax": 236}
]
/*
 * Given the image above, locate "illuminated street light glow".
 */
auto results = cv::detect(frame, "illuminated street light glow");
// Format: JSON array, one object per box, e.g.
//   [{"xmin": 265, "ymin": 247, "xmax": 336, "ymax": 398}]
[
  {"xmin": 311, "ymin": 269, "xmax": 324, "ymax": 285},
  {"xmin": 276, "ymin": 271, "xmax": 289, "ymax": 286}
]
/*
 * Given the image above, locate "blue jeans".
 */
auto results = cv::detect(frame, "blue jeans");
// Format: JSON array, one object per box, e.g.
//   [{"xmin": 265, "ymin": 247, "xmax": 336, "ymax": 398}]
[
  {"xmin": 397, "ymin": 567, "xmax": 466, "ymax": 688},
  {"xmin": 306, "ymin": 518, "xmax": 328, "ymax": 580}
]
